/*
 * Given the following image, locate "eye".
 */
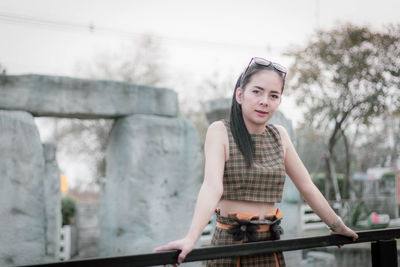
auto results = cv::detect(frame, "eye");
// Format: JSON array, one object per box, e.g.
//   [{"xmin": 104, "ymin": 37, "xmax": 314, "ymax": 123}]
[
  {"xmin": 252, "ymin": 89, "xmax": 261, "ymax": 94},
  {"xmin": 271, "ymin": 94, "xmax": 280, "ymax": 99}
]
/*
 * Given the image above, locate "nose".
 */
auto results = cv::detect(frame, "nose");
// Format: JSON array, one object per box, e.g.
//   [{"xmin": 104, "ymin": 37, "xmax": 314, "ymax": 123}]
[{"xmin": 259, "ymin": 96, "xmax": 269, "ymax": 106}]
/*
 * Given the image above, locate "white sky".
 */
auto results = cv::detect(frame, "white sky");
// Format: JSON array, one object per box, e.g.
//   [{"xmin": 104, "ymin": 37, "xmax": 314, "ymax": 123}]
[
  {"xmin": 1, "ymin": 1, "xmax": 399, "ymax": 111},
  {"xmin": 1, "ymin": 0, "xmax": 399, "ymax": 188}
]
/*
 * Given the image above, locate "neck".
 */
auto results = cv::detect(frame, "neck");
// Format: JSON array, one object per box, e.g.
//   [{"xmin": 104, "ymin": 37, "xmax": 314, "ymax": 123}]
[{"xmin": 243, "ymin": 119, "xmax": 267, "ymax": 134}]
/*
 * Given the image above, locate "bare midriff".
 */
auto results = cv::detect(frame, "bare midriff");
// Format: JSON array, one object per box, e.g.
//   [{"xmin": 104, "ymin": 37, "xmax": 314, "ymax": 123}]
[{"xmin": 219, "ymin": 199, "xmax": 276, "ymax": 219}]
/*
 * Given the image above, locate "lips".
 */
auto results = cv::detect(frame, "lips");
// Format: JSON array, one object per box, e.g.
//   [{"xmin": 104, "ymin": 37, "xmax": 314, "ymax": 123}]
[{"xmin": 255, "ymin": 110, "xmax": 268, "ymax": 116}]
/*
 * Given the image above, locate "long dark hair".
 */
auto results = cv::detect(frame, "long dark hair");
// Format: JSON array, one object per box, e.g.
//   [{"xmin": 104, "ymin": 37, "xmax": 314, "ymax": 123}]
[{"xmin": 229, "ymin": 63, "xmax": 286, "ymax": 168}]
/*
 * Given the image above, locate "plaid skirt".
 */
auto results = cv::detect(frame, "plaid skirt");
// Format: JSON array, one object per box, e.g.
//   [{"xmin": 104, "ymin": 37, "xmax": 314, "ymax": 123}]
[{"xmin": 205, "ymin": 209, "xmax": 285, "ymax": 267}]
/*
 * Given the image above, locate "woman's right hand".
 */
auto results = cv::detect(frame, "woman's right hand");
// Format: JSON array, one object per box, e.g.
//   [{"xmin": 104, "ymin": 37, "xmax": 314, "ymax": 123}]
[{"xmin": 154, "ymin": 237, "xmax": 195, "ymax": 265}]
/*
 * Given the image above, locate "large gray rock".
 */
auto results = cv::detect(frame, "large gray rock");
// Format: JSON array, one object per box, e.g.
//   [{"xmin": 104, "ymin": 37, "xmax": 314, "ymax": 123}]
[
  {"xmin": 43, "ymin": 143, "xmax": 61, "ymax": 262},
  {"xmin": 99, "ymin": 114, "xmax": 202, "ymax": 257},
  {"xmin": 0, "ymin": 75, "xmax": 178, "ymax": 118},
  {"xmin": 0, "ymin": 110, "xmax": 46, "ymax": 266}
]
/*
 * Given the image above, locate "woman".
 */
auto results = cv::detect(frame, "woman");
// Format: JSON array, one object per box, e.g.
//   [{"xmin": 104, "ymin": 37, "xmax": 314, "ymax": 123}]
[{"xmin": 155, "ymin": 57, "xmax": 358, "ymax": 266}]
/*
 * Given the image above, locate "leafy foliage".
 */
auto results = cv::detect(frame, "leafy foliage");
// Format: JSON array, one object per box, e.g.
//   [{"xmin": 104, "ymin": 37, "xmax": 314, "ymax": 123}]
[{"xmin": 61, "ymin": 195, "xmax": 76, "ymax": 226}]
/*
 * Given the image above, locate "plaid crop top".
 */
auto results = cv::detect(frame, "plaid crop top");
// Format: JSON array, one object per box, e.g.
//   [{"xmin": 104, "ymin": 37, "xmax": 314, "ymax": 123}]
[{"xmin": 221, "ymin": 120, "xmax": 286, "ymax": 202}]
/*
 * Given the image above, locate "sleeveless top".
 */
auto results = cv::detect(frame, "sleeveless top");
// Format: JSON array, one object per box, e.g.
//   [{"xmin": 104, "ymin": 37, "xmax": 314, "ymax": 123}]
[{"xmin": 221, "ymin": 120, "xmax": 286, "ymax": 203}]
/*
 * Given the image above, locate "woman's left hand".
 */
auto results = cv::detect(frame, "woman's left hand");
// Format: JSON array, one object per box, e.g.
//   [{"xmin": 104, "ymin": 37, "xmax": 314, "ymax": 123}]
[{"xmin": 331, "ymin": 223, "xmax": 359, "ymax": 244}]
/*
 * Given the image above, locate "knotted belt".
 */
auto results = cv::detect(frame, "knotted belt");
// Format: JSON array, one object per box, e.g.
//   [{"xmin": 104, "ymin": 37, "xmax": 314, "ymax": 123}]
[{"xmin": 215, "ymin": 208, "xmax": 284, "ymax": 267}]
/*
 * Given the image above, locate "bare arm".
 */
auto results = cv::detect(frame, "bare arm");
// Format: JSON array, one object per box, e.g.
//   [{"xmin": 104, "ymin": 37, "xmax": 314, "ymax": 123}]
[
  {"xmin": 276, "ymin": 125, "xmax": 358, "ymax": 240},
  {"xmin": 154, "ymin": 121, "xmax": 227, "ymax": 263}
]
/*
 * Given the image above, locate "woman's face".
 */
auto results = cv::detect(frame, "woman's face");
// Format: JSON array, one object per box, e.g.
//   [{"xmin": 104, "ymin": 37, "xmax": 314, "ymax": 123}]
[{"xmin": 235, "ymin": 70, "xmax": 283, "ymax": 133}]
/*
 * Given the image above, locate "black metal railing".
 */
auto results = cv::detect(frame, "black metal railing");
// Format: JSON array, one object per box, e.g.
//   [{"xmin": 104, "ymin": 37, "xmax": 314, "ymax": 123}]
[{"xmin": 22, "ymin": 228, "xmax": 400, "ymax": 267}]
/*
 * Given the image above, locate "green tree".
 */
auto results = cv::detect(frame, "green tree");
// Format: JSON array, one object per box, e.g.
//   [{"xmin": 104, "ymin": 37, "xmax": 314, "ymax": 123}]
[{"xmin": 286, "ymin": 23, "xmax": 400, "ymax": 200}]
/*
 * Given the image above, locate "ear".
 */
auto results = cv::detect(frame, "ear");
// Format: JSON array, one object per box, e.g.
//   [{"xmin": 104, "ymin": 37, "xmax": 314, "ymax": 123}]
[{"xmin": 235, "ymin": 87, "xmax": 244, "ymax": 104}]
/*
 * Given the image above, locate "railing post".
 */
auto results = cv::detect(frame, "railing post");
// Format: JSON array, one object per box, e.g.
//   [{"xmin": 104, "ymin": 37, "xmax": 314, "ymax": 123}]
[{"xmin": 371, "ymin": 239, "xmax": 398, "ymax": 267}]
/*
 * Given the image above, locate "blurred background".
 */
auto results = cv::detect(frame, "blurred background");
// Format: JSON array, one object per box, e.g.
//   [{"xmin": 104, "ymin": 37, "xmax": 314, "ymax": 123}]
[
  {"xmin": 0, "ymin": 0, "xmax": 400, "ymax": 266},
  {"xmin": 1, "ymin": 0, "xmax": 398, "ymax": 190}
]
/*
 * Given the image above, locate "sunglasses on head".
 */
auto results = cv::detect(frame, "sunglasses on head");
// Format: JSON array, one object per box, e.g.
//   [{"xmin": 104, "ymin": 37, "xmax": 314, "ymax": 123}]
[{"xmin": 241, "ymin": 57, "xmax": 287, "ymax": 82}]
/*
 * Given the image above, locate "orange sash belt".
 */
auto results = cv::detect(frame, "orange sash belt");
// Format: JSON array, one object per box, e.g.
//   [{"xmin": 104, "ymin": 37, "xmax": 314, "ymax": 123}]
[
  {"xmin": 215, "ymin": 208, "xmax": 283, "ymax": 267},
  {"xmin": 216, "ymin": 208, "xmax": 283, "ymax": 231}
]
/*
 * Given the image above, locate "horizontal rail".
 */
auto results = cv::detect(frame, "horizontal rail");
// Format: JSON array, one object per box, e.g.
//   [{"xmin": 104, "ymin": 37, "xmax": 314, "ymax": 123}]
[{"xmin": 22, "ymin": 228, "xmax": 400, "ymax": 267}]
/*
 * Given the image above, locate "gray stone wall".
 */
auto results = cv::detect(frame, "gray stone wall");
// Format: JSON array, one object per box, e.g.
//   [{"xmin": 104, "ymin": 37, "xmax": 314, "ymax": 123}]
[
  {"xmin": 0, "ymin": 110, "xmax": 46, "ymax": 266},
  {"xmin": 99, "ymin": 114, "xmax": 203, "ymax": 256},
  {"xmin": 0, "ymin": 75, "xmax": 230, "ymax": 266}
]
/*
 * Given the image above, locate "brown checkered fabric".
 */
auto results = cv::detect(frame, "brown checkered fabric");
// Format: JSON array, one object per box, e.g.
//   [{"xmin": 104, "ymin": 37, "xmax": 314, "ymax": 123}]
[
  {"xmin": 221, "ymin": 120, "xmax": 286, "ymax": 202},
  {"xmin": 205, "ymin": 211, "xmax": 286, "ymax": 267}
]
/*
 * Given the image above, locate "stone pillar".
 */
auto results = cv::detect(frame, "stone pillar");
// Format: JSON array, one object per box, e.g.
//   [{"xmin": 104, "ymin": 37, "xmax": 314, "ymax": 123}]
[
  {"xmin": 0, "ymin": 110, "xmax": 46, "ymax": 266},
  {"xmin": 75, "ymin": 202, "xmax": 100, "ymax": 258},
  {"xmin": 99, "ymin": 114, "xmax": 203, "ymax": 256},
  {"xmin": 43, "ymin": 143, "xmax": 61, "ymax": 262}
]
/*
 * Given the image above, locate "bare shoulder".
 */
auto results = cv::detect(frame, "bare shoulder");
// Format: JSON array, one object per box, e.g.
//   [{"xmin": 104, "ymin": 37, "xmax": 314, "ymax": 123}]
[
  {"xmin": 206, "ymin": 121, "xmax": 228, "ymax": 139},
  {"xmin": 272, "ymin": 124, "xmax": 291, "ymax": 151},
  {"xmin": 273, "ymin": 124, "xmax": 289, "ymax": 140},
  {"xmin": 205, "ymin": 121, "xmax": 229, "ymax": 160}
]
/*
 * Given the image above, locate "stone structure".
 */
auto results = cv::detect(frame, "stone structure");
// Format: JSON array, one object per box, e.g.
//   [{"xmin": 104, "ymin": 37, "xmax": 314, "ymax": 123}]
[
  {"xmin": 0, "ymin": 110, "xmax": 47, "ymax": 266},
  {"xmin": 100, "ymin": 115, "xmax": 202, "ymax": 256},
  {"xmin": 0, "ymin": 74, "xmax": 201, "ymax": 266},
  {"xmin": 0, "ymin": 75, "xmax": 178, "ymax": 118}
]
